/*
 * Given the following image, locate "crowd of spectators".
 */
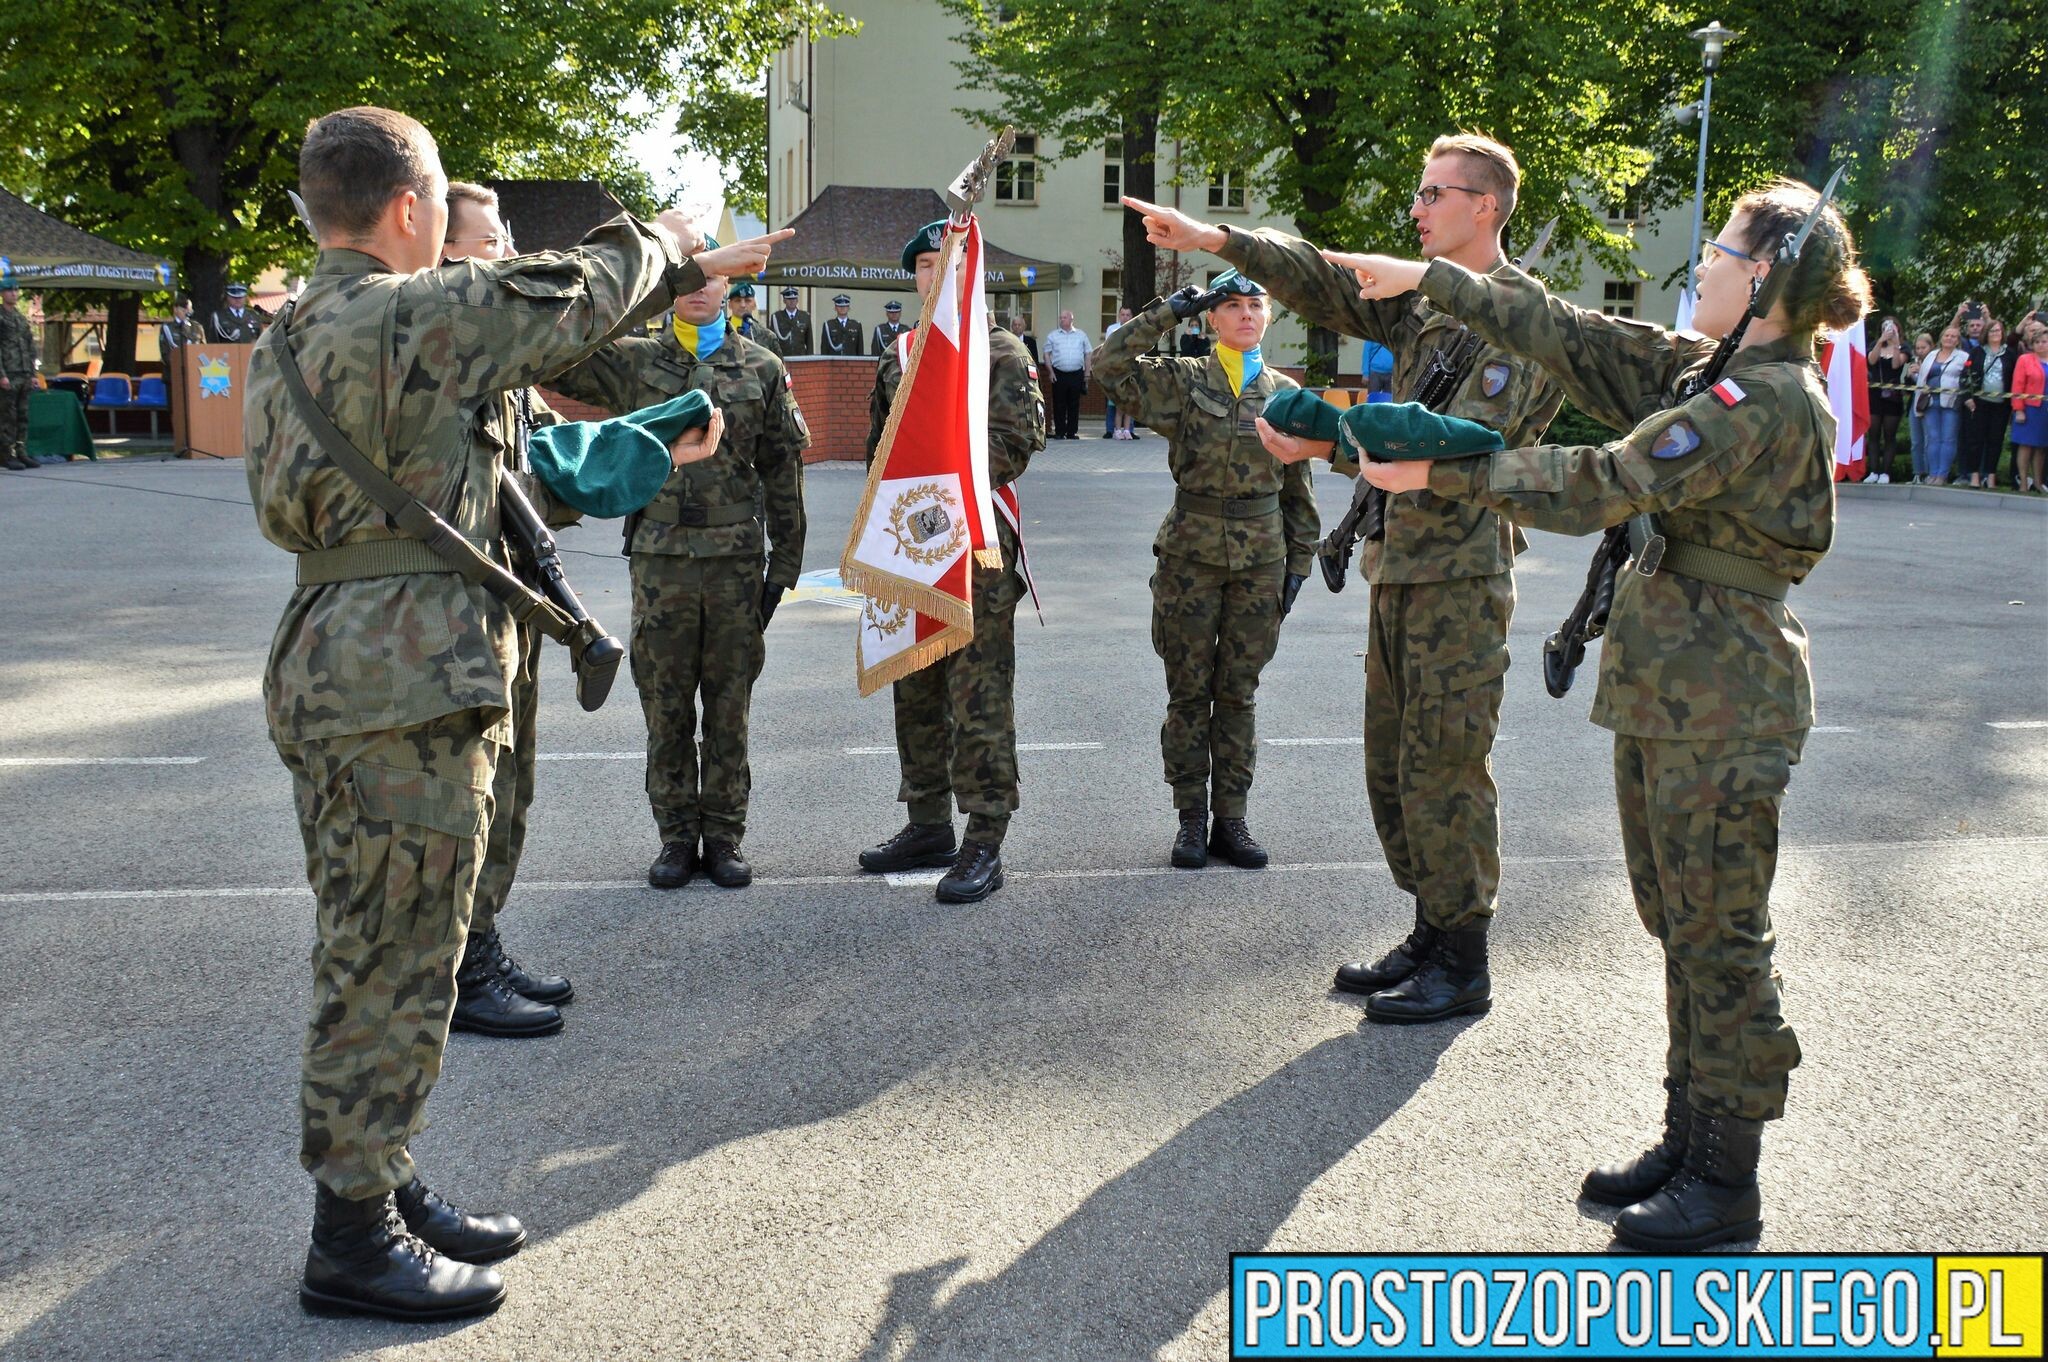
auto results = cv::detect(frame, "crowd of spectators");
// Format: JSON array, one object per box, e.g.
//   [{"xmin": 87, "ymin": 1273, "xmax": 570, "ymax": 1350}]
[{"xmin": 1866, "ymin": 301, "xmax": 2048, "ymax": 492}]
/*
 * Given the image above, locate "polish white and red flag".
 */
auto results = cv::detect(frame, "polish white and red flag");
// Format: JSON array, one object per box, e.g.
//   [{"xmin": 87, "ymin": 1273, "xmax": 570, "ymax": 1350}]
[
  {"xmin": 1820, "ymin": 324, "xmax": 1870, "ymax": 481},
  {"xmin": 842, "ymin": 216, "xmax": 1003, "ymax": 696}
]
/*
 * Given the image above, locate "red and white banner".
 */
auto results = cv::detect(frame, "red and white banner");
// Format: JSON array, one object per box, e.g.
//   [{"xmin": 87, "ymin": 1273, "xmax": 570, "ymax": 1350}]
[
  {"xmin": 842, "ymin": 217, "xmax": 1001, "ymax": 696},
  {"xmin": 1820, "ymin": 324, "xmax": 1870, "ymax": 482}
]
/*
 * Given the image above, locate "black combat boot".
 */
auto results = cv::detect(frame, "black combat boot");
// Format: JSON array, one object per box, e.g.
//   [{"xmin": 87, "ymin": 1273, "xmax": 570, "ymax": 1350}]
[
  {"xmin": 300, "ymin": 1184, "xmax": 506, "ymax": 1320},
  {"xmin": 1613, "ymin": 1111, "xmax": 1765, "ymax": 1252},
  {"xmin": 394, "ymin": 1178, "xmax": 527, "ymax": 1264},
  {"xmin": 470, "ymin": 927, "xmax": 572, "ymax": 1006},
  {"xmin": 858, "ymin": 822, "xmax": 957, "ymax": 873},
  {"xmin": 701, "ymin": 837, "xmax": 753, "ymax": 888},
  {"xmin": 1208, "ymin": 815, "xmax": 1269, "ymax": 869},
  {"xmin": 1364, "ymin": 924, "xmax": 1490, "ymax": 1023},
  {"xmin": 1334, "ymin": 902, "xmax": 1439, "ymax": 994},
  {"xmin": 1581, "ymin": 1079, "xmax": 1690, "ymax": 1206},
  {"xmin": 1170, "ymin": 808, "xmax": 1208, "ymax": 869},
  {"xmin": 451, "ymin": 947, "xmax": 564, "ymax": 1038},
  {"xmin": 936, "ymin": 840, "xmax": 1004, "ymax": 903},
  {"xmin": 648, "ymin": 839, "xmax": 698, "ymax": 889}
]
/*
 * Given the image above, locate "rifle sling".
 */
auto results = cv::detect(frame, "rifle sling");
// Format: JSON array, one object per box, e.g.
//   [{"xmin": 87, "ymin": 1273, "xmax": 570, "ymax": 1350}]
[{"xmin": 265, "ymin": 305, "xmax": 577, "ymax": 643}]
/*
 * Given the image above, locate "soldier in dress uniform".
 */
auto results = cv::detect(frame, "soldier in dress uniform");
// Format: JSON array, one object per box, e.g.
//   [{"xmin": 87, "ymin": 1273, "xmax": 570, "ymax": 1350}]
[
  {"xmin": 822, "ymin": 294, "xmax": 864, "ymax": 355},
  {"xmin": 872, "ymin": 300, "xmax": 910, "ymax": 355},
  {"xmin": 158, "ymin": 298, "xmax": 206, "ymax": 354},
  {"xmin": 209, "ymin": 282, "xmax": 269, "ymax": 342},
  {"xmin": 770, "ymin": 285, "xmax": 813, "ymax": 356}
]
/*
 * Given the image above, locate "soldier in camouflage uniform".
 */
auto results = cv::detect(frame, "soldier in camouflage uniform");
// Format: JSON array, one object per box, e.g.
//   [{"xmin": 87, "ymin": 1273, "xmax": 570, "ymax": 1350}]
[
  {"xmin": 549, "ymin": 242, "xmax": 810, "ymax": 891},
  {"xmin": 0, "ymin": 279, "xmax": 38, "ymax": 469},
  {"xmin": 439, "ymin": 181, "xmax": 577, "ymax": 1041},
  {"xmin": 1323, "ymin": 178, "xmax": 1867, "ymax": 1252},
  {"xmin": 248, "ymin": 106, "xmax": 776, "ymax": 1320},
  {"xmin": 728, "ymin": 281, "xmax": 781, "ymax": 356},
  {"xmin": 1129, "ymin": 133, "xmax": 1562, "ymax": 1024},
  {"xmin": 858, "ymin": 220, "xmax": 1046, "ymax": 903},
  {"xmin": 1095, "ymin": 271, "xmax": 1317, "ymax": 869}
]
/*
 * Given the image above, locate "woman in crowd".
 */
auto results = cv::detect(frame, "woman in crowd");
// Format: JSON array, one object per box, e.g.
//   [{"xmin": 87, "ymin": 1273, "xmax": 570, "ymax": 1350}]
[
  {"xmin": 1962, "ymin": 317, "xmax": 2019, "ymax": 488},
  {"xmin": 1865, "ymin": 316, "xmax": 1907, "ymax": 482},
  {"xmin": 2011, "ymin": 324, "xmax": 2048, "ymax": 493},
  {"xmin": 1917, "ymin": 325, "xmax": 1970, "ymax": 484},
  {"xmin": 1908, "ymin": 332, "xmax": 1934, "ymax": 482}
]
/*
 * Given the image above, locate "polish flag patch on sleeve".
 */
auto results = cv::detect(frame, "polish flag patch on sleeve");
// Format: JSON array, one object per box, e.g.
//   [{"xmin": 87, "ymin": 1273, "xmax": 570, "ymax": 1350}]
[{"xmin": 1711, "ymin": 379, "xmax": 1747, "ymax": 408}]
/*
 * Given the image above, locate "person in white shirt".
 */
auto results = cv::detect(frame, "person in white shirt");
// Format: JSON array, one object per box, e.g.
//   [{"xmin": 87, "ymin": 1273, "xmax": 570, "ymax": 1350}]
[{"xmin": 1042, "ymin": 310, "xmax": 1092, "ymax": 439}]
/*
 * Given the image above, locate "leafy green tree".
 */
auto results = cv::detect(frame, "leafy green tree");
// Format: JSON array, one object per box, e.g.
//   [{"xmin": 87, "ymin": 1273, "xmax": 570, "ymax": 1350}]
[
  {"xmin": 0, "ymin": 0, "xmax": 847, "ymax": 358},
  {"xmin": 674, "ymin": 87, "xmax": 773, "ymax": 221}
]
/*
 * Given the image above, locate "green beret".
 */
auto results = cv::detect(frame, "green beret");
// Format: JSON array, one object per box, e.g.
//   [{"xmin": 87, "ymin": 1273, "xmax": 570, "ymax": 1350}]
[
  {"xmin": 1261, "ymin": 389, "xmax": 1342, "ymax": 444},
  {"xmin": 727, "ymin": 281, "xmax": 755, "ymax": 299},
  {"xmin": 901, "ymin": 219, "xmax": 948, "ymax": 272},
  {"xmin": 700, "ymin": 232, "xmax": 721, "ymax": 252},
  {"xmin": 527, "ymin": 390, "xmax": 713, "ymax": 519},
  {"xmin": 1208, "ymin": 268, "xmax": 1266, "ymax": 298},
  {"xmin": 1337, "ymin": 401, "xmax": 1504, "ymax": 462}
]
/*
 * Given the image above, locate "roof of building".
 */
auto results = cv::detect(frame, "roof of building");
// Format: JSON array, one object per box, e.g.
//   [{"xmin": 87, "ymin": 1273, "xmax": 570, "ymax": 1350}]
[
  {"xmin": 0, "ymin": 185, "xmax": 175, "ymax": 292},
  {"xmin": 481, "ymin": 179, "xmax": 629, "ymax": 255},
  {"xmin": 760, "ymin": 186, "xmax": 1070, "ymax": 294}
]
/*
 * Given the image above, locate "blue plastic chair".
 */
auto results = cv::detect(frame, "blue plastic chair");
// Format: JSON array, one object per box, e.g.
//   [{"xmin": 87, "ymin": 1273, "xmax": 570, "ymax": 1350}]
[
  {"xmin": 90, "ymin": 374, "xmax": 134, "ymax": 406},
  {"xmin": 133, "ymin": 376, "xmax": 169, "ymax": 407}
]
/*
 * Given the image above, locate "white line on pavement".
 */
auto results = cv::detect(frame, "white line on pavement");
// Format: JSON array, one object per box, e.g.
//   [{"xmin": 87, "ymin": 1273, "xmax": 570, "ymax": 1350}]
[
  {"xmin": 0, "ymin": 757, "xmax": 207, "ymax": 766},
  {"xmin": 5, "ymin": 834, "xmax": 2042, "ymax": 905},
  {"xmin": 843, "ymin": 742, "xmax": 1103, "ymax": 755},
  {"xmin": 534, "ymin": 753, "xmax": 644, "ymax": 761},
  {"xmin": 1987, "ymin": 720, "xmax": 2048, "ymax": 729},
  {"xmin": 1811, "ymin": 726, "xmax": 1858, "ymax": 733}
]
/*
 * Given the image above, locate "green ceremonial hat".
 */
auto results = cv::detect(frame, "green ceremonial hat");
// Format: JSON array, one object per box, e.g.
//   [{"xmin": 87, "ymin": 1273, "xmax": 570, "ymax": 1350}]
[
  {"xmin": 1337, "ymin": 401, "xmax": 1504, "ymax": 462},
  {"xmin": 1208, "ymin": 268, "xmax": 1265, "ymax": 298},
  {"xmin": 901, "ymin": 219, "xmax": 948, "ymax": 273},
  {"xmin": 727, "ymin": 281, "xmax": 756, "ymax": 299},
  {"xmin": 1261, "ymin": 389, "xmax": 1342, "ymax": 444},
  {"xmin": 527, "ymin": 390, "xmax": 713, "ymax": 519}
]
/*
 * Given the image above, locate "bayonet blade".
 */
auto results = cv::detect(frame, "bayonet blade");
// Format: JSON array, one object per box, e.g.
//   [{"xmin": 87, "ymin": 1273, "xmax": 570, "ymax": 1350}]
[
  {"xmin": 1521, "ymin": 216, "xmax": 1559, "ymax": 269},
  {"xmin": 1785, "ymin": 163, "xmax": 1847, "ymax": 260},
  {"xmin": 944, "ymin": 126, "xmax": 1017, "ymax": 217}
]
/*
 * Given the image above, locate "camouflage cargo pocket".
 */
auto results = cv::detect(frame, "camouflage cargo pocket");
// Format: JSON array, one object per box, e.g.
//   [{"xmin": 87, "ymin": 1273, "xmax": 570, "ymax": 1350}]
[
  {"xmin": 347, "ymin": 760, "xmax": 490, "ymax": 945},
  {"xmin": 1410, "ymin": 649, "xmax": 1508, "ymax": 767},
  {"xmin": 1653, "ymin": 746, "xmax": 1791, "ymax": 932}
]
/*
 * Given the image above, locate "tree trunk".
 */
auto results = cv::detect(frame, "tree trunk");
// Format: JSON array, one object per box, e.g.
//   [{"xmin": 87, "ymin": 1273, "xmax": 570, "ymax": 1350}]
[
  {"xmin": 1295, "ymin": 183, "xmax": 1343, "ymax": 388},
  {"xmin": 104, "ymin": 294, "xmax": 140, "ymax": 373},
  {"xmin": 169, "ymin": 121, "xmax": 231, "ymax": 319},
  {"xmin": 1120, "ymin": 107, "xmax": 1160, "ymax": 312},
  {"xmin": 183, "ymin": 247, "xmax": 230, "ymax": 333}
]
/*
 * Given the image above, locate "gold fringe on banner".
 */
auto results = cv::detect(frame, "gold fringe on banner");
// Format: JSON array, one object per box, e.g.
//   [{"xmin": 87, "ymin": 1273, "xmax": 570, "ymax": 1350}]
[{"xmin": 854, "ymin": 622, "xmax": 970, "ymax": 698}]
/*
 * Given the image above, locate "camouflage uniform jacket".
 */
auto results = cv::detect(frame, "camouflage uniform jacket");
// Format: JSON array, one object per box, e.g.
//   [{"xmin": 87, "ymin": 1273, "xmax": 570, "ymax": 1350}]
[
  {"xmin": 0, "ymin": 303, "xmax": 36, "ymax": 376},
  {"xmin": 1096, "ymin": 296, "xmax": 1317, "ymax": 575},
  {"xmin": 1418, "ymin": 259, "xmax": 1835, "ymax": 740},
  {"xmin": 733, "ymin": 314, "xmax": 781, "ymax": 357},
  {"xmin": 867, "ymin": 319, "xmax": 1045, "ymax": 566},
  {"xmin": 245, "ymin": 215, "xmax": 700, "ymax": 742},
  {"xmin": 1216, "ymin": 226, "xmax": 1562, "ymax": 584},
  {"xmin": 546, "ymin": 324, "xmax": 810, "ymax": 585}
]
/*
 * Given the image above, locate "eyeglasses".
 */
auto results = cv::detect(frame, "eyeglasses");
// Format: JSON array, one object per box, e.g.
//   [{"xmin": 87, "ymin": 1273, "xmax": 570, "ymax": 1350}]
[
  {"xmin": 446, "ymin": 234, "xmax": 514, "ymax": 250},
  {"xmin": 1412, "ymin": 184, "xmax": 1488, "ymax": 207},
  {"xmin": 1701, "ymin": 238, "xmax": 1759, "ymax": 265}
]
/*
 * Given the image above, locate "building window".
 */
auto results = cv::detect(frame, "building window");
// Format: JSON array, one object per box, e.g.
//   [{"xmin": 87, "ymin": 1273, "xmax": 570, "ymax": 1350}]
[
  {"xmin": 993, "ymin": 292, "xmax": 1027, "ymax": 330},
  {"xmin": 1207, "ymin": 170, "xmax": 1245, "ymax": 212},
  {"xmin": 1102, "ymin": 135, "xmax": 1123, "ymax": 206},
  {"xmin": 996, "ymin": 134, "xmax": 1039, "ymax": 203},
  {"xmin": 1606, "ymin": 192, "xmax": 1642, "ymax": 225},
  {"xmin": 1602, "ymin": 279, "xmax": 1640, "ymax": 318},
  {"xmin": 1100, "ymin": 268, "xmax": 1123, "ymax": 336}
]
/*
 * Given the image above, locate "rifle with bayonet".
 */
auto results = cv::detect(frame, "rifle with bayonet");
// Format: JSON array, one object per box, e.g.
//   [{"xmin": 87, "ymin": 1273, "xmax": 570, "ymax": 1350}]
[{"xmin": 1539, "ymin": 166, "xmax": 1846, "ymax": 699}]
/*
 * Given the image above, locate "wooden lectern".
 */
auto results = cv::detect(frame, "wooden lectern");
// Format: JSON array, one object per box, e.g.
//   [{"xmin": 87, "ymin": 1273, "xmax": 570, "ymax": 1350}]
[{"xmin": 167, "ymin": 342, "xmax": 254, "ymax": 460}]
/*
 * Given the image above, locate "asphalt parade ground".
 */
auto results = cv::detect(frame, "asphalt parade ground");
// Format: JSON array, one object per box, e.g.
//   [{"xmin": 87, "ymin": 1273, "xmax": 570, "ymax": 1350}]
[{"xmin": 1, "ymin": 443, "xmax": 2043, "ymax": 1361}]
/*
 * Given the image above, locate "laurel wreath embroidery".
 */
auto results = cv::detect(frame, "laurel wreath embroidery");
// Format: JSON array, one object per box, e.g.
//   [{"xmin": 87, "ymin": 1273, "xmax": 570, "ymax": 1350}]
[
  {"xmin": 884, "ymin": 481, "xmax": 966, "ymax": 566},
  {"xmin": 864, "ymin": 599, "xmax": 912, "ymax": 637}
]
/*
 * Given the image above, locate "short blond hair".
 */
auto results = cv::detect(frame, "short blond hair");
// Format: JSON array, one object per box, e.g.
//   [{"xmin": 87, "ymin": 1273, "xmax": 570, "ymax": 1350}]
[{"xmin": 1426, "ymin": 133, "xmax": 1520, "ymax": 232}]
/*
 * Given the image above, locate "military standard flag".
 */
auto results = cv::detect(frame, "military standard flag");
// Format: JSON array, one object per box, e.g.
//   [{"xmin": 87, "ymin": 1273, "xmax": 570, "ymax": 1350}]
[
  {"xmin": 1820, "ymin": 324, "xmax": 1870, "ymax": 481},
  {"xmin": 842, "ymin": 216, "xmax": 1001, "ymax": 695}
]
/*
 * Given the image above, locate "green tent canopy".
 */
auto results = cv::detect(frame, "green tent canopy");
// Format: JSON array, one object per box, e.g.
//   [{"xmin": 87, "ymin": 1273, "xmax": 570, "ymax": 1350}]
[
  {"xmin": 758, "ymin": 186, "xmax": 1070, "ymax": 294},
  {"xmin": 0, "ymin": 185, "xmax": 174, "ymax": 291}
]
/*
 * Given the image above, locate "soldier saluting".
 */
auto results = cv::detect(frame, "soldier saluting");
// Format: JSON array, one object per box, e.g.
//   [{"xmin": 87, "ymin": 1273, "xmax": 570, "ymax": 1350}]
[
  {"xmin": 548, "ymin": 235, "xmax": 811, "ymax": 893},
  {"xmin": 1129, "ymin": 133, "xmax": 1562, "ymax": 1026},
  {"xmin": 1095, "ymin": 270, "xmax": 1316, "ymax": 869},
  {"xmin": 1273, "ymin": 176, "xmax": 1867, "ymax": 1253},
  {"xmin": 247, "ymin": 104, "xmax": 784, "ymax": 1322},
  {"xmin": 770, "ymin": 285, "xmax": 813, "ymax": 355},
  {"xmin": 822, "ymin": 293, "xmax": 864, "ymax": 355}
]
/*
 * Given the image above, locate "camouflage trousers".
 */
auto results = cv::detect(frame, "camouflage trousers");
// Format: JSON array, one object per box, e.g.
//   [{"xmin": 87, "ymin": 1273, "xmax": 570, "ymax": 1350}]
[
  {"xmin": 470, "ymin": 622, "xmax": 539, "ymax": 939},
  {"xmin": 631, "ymin": 553, "xmax": 766, "ymax": 844},
  {"xmin": 0, "ymin": 377, "xmax": 29, "ymax": 456},
  {"xmin": 893, "ymin": 557, "xmax": 1021, "ymax": 845},
  {"xmin": 1614, "ymin": 730, "xmax": 1805, "ymax": 1121},
  {"xmin": 1150, "ymin": 554, "xmax": 1285, "ymax": 816},
  {"xmin": 276, "ymin": 709, "xmax": 501, "ymax": 1199},
  {"xmin": 1364, "ymin": 574, "xmax": 1512, "ymax": 931}
]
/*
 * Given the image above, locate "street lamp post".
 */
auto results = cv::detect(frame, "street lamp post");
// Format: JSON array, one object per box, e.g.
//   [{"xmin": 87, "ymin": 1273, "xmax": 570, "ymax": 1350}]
[{"xmin": 1682, "ymin": 21, "xmax": 1740, "ymax": 311}]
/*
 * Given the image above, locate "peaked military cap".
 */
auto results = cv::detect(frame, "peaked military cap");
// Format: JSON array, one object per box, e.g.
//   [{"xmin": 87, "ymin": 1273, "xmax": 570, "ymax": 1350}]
[
  {"xmin": 832, "ymin": 294, "xmax": 851, "ymax": 305},
  {"xmin": 780, "ymin": 286, "xmax": 799, "ymax": 298},
  {"xmin": 901, "ymin": 219, "xmax": 948, "ymax": 272},
  {"xmin": 1260, "ymin": 389, "xmax": 1342, "ymax": 444},
  {"xmin": 884, "ymin": 300, "xmax": 903, "ymax": 313},
  {"xmin": 1337, "ymin": 401, "xmax": 1505, "ymax": 462},
  {"xmin": 225, "ymin": 283, "xmax": 249, "ymax": 296},
  {"xmin": 1207, "ymin": 268, "xmax": 1266, "ymax": 298}
]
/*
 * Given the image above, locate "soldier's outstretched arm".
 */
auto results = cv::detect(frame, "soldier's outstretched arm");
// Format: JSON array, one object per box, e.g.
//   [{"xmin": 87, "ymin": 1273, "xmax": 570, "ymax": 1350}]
[
  {"xmin": 1371, "ymin": 382, "xmax": 1780, "ymax": 539},
  {"xmin": 1093, "ymin": 297, "xmax": 1196, "ymax": 440}
]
